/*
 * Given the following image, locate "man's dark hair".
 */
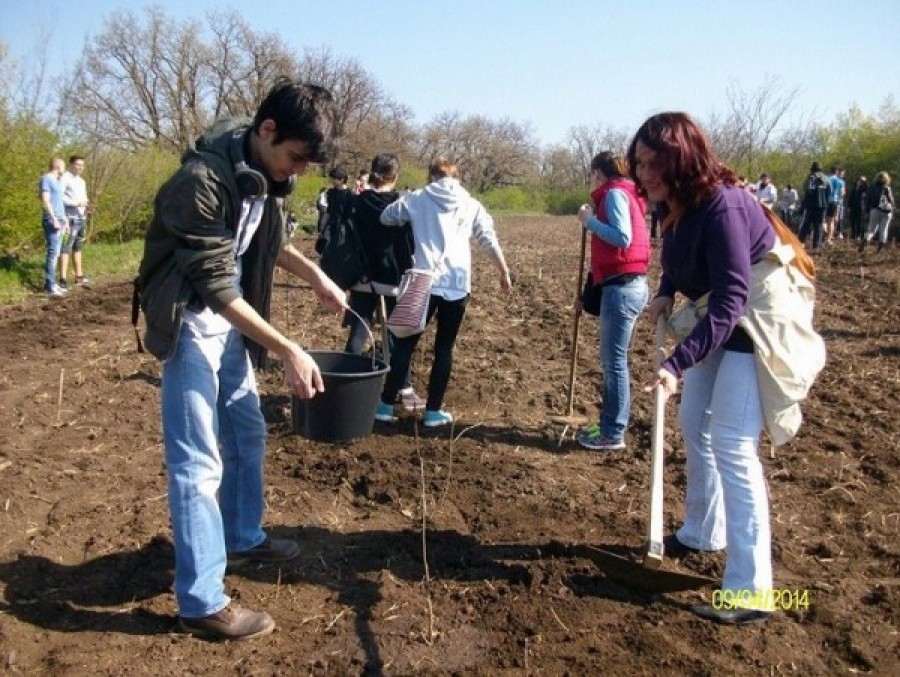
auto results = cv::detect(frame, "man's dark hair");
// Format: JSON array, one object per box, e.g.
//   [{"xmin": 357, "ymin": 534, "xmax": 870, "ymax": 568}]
[
  {"xmin": 810, "ymin": 161, "xmax": 822, "ymax": 173},
  {"xmin": 68, "ymin": 154, "xmax": 84, "ymax": 165},
  {"xmin": 369, "ymin": 153, "xmax": 400, "ymax": 188},
  {"xmin": 253, "ymin": 79, "xmax": 337, "ymax": 163},
  {"xmin": 328, "ymin": 167, "xmax": 348, "ymax": 182}
]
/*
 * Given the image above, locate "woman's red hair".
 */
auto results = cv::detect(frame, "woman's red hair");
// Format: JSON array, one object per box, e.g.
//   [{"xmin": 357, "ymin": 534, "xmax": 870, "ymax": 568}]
[{"xmin": 627, "ymin": 112, "xmax": 737, "ymax": 212}]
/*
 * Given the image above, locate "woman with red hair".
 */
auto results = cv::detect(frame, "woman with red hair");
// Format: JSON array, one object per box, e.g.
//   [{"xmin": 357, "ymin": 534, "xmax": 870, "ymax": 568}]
[{"xmin": 629, "ymin": 112, "xmax": 777, "ymax": 625}]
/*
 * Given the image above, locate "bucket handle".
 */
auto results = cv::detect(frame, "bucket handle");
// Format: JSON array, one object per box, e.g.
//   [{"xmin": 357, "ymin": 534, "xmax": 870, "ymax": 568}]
[{"xmin": 344, "ymin": 305, "xmax": 379, "ymax": 371}]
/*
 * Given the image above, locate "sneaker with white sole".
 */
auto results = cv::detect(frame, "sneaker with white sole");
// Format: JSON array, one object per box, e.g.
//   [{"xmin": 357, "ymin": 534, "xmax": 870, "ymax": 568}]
[
  {"xmin": 576, "ymin": 424, "xmax": 626, "ymax": 450},
  {"xmin": 374, "ymin": 402, "xmax": 397, "ymax": 423},
  {"xmin": 398, "ymin": 388, "xmax": 426, "ymax": 412},
  {"xmin": 423, "ymin": 410, "xmax": 453, "ymax": 427}
]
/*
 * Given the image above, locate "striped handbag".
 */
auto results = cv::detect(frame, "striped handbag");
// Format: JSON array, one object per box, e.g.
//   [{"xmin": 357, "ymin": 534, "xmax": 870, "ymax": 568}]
[{"xmin": 386, "ymin": 268, "xmax": 433, "ymax": 338}]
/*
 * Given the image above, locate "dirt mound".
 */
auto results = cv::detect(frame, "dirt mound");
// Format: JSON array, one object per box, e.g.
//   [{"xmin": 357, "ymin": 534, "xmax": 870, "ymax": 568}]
[{"xmin": 0, "ymin": 217, "xmax": 897, "ymax": 674}]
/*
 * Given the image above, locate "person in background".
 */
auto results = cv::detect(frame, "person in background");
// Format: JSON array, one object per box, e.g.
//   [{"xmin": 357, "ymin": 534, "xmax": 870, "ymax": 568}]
[
  {"xmin": 574, "ymin": 152, "xmax": 650, "ymax": 450},
  {"xmin": 354, "ymin": 170, "xmax": 370, "ymax": 195},
  {"xmin": 847, "ymin": 176, "xmax": 868, "ymax": 242},
  {"xmin": 631, "ymin": 112, "xmax": 778, "ymax": 626},
  {"xmin": 314, "ymin": 167, "xmax": 352, "ymax": 258},
  {"xmin": 286, "ymin": 209, "xmax": 299, "ymax": 236},
  {"xmin": 375, "ymin": 158, "xmax": 512, "ymax": 427},
  {"xmin": 649, "ymin": 201, "xmax": 661, "ymax": 240},
  {"xmin": 776, "ymin": 183, "xmax": 799, "ymax": 231},
  {"xmin": 344, "ymin": 152, "xmax": 425, "ymax": 412},
  {"xmin": 755, "ymin": 173, "xmax": 777, "ymax": 209},
  {"xmin": 39, "ymin": 157, "xmax": 68, "ymax": 298},
  {"xmin": 834, "ymin": 168, "xmax": 847, "ymax": 240},
  {"xmin": 860, "ymin": 171, "xmax": 894, "ymax": 253},
  {"xmin": 135, "ymin": 80, "xmax": 346, "ymax": 640},
  {"xmin": 315, "ymin": 186, "xmax": 328, "ymax": 232},
  {"xmin": 824, "ymin": 166, "xmax": 845, "ymax": 245},
  {"xmin": 799, "ymin": 161, "xmax": 830, "ymax": 251},
  {"xmin": 319, "ymin": 167, "xmax": 349, "ymax": 234},
  {"xmin": 59, "ymin": 155, "xmax": 93, "ymax": 289}
]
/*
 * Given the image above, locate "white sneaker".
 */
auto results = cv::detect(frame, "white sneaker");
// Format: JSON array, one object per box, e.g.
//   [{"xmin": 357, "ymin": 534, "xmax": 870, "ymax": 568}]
[{"xmin": 47, "ymin": 285, "xmax": 66, "ymax": 297}]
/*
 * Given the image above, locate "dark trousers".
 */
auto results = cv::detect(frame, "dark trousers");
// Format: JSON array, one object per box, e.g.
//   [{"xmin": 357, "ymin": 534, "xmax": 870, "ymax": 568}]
[
  {"xmin": 344, "ymin": 290, "xmax": 412, "ymax": 389},
  {"xmin": 799, "ymin": 208, "xmax": 825, "ymax": 249},
  {"xmin": 381, "ymin": 294, "xmax": 468, "ymax": 412}
]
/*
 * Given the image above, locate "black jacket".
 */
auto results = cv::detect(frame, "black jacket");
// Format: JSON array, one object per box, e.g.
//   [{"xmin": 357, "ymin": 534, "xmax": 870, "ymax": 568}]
[
  {"xmin": 136, "ymin": 119, "xmax": 287, "ymax": 366},
  {"xmin": 353, "ymin": 189, "xmax": 414, "ymax": 290},
  {"xmin": 867, "ymin": 183, "xmax": 894, "ymax": 213}
]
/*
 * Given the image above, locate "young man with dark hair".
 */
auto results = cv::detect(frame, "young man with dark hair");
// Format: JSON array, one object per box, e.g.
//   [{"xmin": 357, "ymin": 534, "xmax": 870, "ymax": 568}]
[
  {"xmin": 136, "ymin": 80, "xmax": 346, "ymax": 640},
  {"xmin": 825, "ymin": 165, "xmax": 845, "ymax": 245},
  {"xmin": 317, "ymin": 166, "xmax": 349, "ymax": 233},
  {"xmin": 59, "ymin": 155, "xmax": 93, "ymax": 289}
]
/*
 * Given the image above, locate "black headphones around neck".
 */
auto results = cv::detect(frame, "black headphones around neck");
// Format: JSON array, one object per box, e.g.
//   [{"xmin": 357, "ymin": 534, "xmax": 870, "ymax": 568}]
[{"xmin": 231, "ymin": 129, "xmax": 295, "ymax": 199}]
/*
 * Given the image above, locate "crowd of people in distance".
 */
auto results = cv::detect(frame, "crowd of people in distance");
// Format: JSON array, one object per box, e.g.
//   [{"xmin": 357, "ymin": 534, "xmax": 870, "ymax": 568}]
[{"xmin": 735, "ymin": 164, "xmax": 894, "ymax": 252}]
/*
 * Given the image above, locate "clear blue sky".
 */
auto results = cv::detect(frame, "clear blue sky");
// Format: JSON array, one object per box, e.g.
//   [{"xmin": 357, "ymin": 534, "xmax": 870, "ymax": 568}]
[{"xmin": 2, "ymin": 0, "xmax": 898, "ymax": 146}]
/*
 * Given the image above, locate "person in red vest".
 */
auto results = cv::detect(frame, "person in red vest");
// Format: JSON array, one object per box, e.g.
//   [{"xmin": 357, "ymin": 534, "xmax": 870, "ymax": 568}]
[{"xmin": 575, "ymin": 152, "xmax": 650, "ymax": 450}]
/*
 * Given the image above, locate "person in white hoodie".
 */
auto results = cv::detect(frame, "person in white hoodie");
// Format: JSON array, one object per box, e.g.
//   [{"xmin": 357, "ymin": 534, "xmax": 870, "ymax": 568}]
[{"xmin": 375, "ymin": 158, "xmax": 512, "ymax": 427}]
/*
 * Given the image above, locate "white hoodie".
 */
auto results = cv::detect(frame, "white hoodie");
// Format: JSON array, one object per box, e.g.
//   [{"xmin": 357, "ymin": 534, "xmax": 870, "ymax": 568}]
[{"xmin": 380, "ymin": 177, "xmax": 504, "ymax": 301}]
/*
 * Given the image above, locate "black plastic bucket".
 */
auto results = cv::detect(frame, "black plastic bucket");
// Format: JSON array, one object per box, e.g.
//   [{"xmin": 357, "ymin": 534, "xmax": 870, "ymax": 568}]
[{"xmin": 291, "ymin": 351, "xmax": 390, "ymax": 443}]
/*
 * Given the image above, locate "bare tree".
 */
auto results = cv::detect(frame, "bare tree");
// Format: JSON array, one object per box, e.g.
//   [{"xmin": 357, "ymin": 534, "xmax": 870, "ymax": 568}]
[
  {"xmin": 419, "ymin": 112, "xmax": 539, "ymax": 191},
  {"xmin": 296, "ymin": 47, "xmax": 411, "ymax": 171},
  {"xmin": 706, "ymin": 76, "xmax": 799, "ymax": 176},
  {"xmin": 61, "ymin": 8, "xmax": 204, "ymax": 150},
  {"xmin": 207, "ymin": 11, "xmax": 296, "ymax": 120},
  {"xmin": 540, "ymin": 145, "xmax": 583, "ymax": 191},
  {"xmin": 565, "ymin": 124, "xmax": 630, "ymax": 187}
]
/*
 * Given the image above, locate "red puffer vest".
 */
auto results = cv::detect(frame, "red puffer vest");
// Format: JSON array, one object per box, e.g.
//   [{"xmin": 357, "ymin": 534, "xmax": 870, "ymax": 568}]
[{"xmin": 589, "ymin": 178, "xmax": 650, "ymax": 283}]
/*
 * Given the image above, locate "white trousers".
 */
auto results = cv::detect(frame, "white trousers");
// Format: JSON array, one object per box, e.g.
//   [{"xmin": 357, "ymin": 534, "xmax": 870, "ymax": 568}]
[{"xmin": 675, "ymin": 349, "xmax": 773, "ymax": 599}]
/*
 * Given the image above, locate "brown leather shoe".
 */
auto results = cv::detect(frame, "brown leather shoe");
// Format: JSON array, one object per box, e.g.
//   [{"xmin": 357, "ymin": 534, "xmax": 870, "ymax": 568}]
[
  {"xmin": 227, "ymin": 537, "xmax": 300, "ymax": 569},
  {"xmin": 179, "ymin": 605, "xmax": 275, "ymax": 640}
]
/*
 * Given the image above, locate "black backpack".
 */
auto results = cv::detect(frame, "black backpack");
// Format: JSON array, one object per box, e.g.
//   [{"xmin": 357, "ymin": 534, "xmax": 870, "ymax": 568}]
[
  {"xmin": 317, "ymin": 192, "xmax": 368, "ymax": 290},
  {"xmin": 803, "ymin": 173, "xmax": 829, "ymax": 211}
]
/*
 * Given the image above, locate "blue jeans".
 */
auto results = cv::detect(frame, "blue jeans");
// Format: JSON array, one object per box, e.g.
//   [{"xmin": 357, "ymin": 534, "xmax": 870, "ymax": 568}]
[
  {"xmin": 42, "ymin": 216, "xmax": 63, "ymax": 290},
  {"xmin": 676, "ymin": 349, "xmax": 772, "ymax": 602},
  {"xmin": 597, "ymin": 276, "xmax": 648, "ymax": 441},
  {"xmin": 161, "ymin": 326, "xmax": 267, "ymax": 618}
]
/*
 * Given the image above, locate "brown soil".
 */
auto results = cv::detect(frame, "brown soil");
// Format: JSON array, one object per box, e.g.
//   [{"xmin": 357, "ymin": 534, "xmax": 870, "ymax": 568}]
[{"xmin": 0, "ymin": 216, "xmax": 897, "ymax": 675}]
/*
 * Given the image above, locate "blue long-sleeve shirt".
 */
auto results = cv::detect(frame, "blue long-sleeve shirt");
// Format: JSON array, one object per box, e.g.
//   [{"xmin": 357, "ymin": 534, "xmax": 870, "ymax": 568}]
[
  {"xmin": 584, "ymin": 189, "xmax": 631, "ymax": 248},
  {"xmin": 657, "ymin": 184, "xmax": 775, "ymax": 378}
]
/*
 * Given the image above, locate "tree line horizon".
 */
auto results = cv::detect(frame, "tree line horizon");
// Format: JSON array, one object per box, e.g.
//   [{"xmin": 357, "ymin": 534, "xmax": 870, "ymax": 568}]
[{"xmin": 1, "ymin": 6, "xmax": 898, "ymax": 252}]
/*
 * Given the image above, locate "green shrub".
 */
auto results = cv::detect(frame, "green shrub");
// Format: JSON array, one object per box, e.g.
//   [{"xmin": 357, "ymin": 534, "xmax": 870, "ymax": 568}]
[
  {"xmin": 547, "ymin": 189, "xmax": 587, "ymax": 216},
  {"xmin": 0, "ymin": 116, "xmax": 58, "ymax": 252},
  {"xmin": 478, "ymin": 186, "xmax": 547, "ymax": 214}
]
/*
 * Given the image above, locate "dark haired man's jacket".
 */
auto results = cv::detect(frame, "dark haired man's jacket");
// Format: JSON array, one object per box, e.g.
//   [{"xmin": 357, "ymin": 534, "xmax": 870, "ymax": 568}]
[{"xmin": 137, "ymin": 120, "xmax": 287, "ymax": 366}]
